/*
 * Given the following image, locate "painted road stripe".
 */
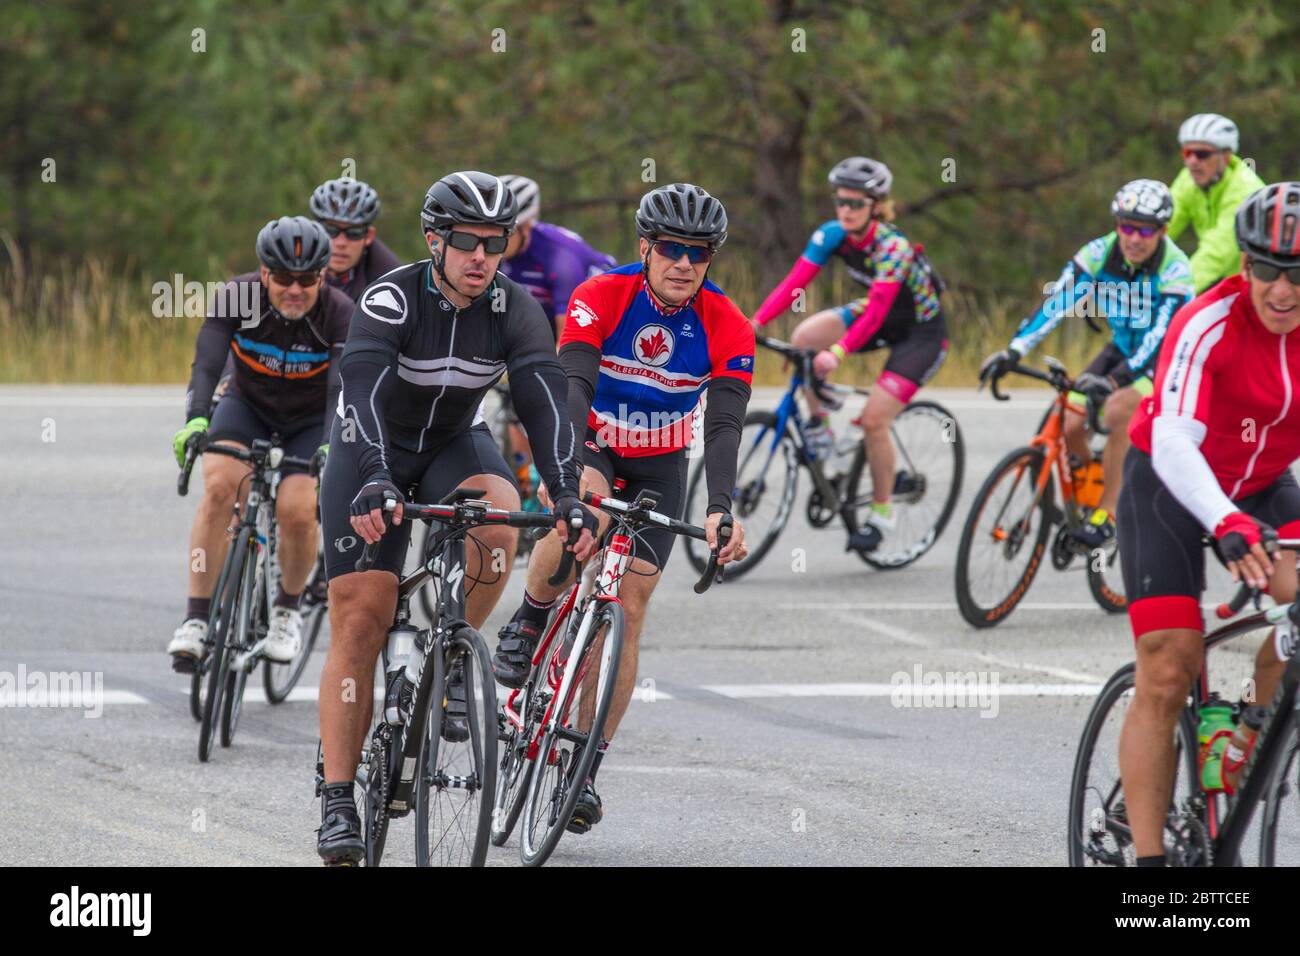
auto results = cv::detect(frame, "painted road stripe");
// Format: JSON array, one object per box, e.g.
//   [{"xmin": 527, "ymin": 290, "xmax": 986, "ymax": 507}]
[
  {"xmin": 700, "ymin": 682, "xmax": 1101, "ymax": 699},
  {"xmin": 171, "ymin": 685, "xmax": 673, "ymax": 703}
]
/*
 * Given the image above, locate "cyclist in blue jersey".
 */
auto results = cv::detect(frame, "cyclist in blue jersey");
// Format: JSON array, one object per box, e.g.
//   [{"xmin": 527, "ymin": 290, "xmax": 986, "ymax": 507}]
[{"xmin": 980, "ymin": 179, "xmax": 1194, "ymax": 550}]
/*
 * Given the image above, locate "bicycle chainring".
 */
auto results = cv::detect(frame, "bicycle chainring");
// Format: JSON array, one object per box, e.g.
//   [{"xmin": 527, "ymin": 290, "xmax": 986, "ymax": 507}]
[
  {"xmin": 1051, "ymin": 525, "xmax": 1076, "ymax": 570},
  {"xmin": 805, "ymin": 487, "xmax": 838, "ymax": 528},
  {"xmin": 1166, "ymin": 806, "xmax": 1210, "ymax": 867}
]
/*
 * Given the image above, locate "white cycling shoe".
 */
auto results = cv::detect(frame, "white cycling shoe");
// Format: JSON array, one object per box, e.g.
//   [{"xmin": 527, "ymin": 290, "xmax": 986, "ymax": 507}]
[
  {"xmin": 264, "ymin": 607, "xmax": 304, "ymax": 663},
  {"xmin": 168, "ymin": 618, "xmax": 208, "ymax": 672}
]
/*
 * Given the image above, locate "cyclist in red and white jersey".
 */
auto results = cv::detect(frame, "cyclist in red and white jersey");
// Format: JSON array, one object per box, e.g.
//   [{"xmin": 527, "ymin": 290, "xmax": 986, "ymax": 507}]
[{"xmin": 1118, "ymin": 182, "xmax": 1300, "ymax": 866}]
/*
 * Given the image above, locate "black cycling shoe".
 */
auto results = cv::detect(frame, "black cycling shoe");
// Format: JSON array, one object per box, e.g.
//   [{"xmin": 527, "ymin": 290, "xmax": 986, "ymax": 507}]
[
  {"xmin": 566, "ymin": 779, "xmax": 603, "ymax": 834},
  {"xmin": 893, "ymin": 469, "xmax": 922, "ymax": 497},
  {"xmin": 493, "ymin": 619, "xmax": 542, "ymax": 689},
  {"xmin": 441, "ymin": 661, "xmax": 469, "ymax": 743},
  {"xmin": 845, "ymin": 524, "xmax": 882, "ymax": 555},
  {"xmin": 317, "ymin": 809, "xmax": 364, "ymax": 866},
  {"xmin": 1069, "ymin": 516, "xmax": 1116, "ymax": 553}
]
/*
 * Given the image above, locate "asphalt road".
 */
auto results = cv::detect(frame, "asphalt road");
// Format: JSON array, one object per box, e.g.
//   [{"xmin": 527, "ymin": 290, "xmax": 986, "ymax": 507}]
[{"xmin": 0, "ymin": 384, "xmax": 1285, "ymax": 866}]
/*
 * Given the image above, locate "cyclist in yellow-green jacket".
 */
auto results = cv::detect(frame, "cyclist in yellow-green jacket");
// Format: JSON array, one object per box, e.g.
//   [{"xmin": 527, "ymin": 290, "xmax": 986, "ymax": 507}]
[{"xmin": 1168, "ymin": 113, "xmax": 1265, "ymax": 294}]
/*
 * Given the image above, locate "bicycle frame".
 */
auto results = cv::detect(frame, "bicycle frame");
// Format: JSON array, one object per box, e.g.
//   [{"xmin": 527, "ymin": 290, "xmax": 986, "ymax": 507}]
[{"xmin": 1025, "ymin": 391, "xmax": 1080, "ymax": 518}]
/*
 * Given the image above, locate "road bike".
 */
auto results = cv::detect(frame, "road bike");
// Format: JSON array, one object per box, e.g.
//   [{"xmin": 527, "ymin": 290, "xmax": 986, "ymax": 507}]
[
  {"xmin": 683, "ymin": 334, "xmax": 963, "ymax": 579},
  {"xmin": 1068, "ymin": 538, "xmax": 1300, "ymax": 866},
  {"xmin": 492, "ymin": 483, "xmax": 728, "ymax": 866},
  {"xmin": 954, "ymin": 357, "xmax": 1123, "ymax": 628}
]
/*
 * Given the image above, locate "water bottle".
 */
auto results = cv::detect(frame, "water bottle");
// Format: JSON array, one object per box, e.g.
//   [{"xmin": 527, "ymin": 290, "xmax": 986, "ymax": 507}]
[
  {"xmin": 400, "ymin": 626, "xmax": 432, "ymax": 717},
  {"xmin": 384, "ymin": 623, "xmax": 419, "ymax": 725},
  {"xmin": 1197, "ymin": 694, "xmax": 1236, "ymax": 792},
  {"xmin": 1222, "ymin": 705, "xmax": 1267, "ymax": 793}
]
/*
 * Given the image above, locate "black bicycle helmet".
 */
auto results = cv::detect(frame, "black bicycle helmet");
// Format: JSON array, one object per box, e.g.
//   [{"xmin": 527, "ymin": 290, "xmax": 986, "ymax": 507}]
[
  {"xmin": 310, "ymin": 177, "xmax": 381, "ymax": 225},
  {"xmin": 634, "ymin": 183, "xmax": 728, "ymax": 249},
  {"xmin": 1110, "ymin": 179, "xmax": 1173, "ymax": 225},
  {"xmin": 256, "ymin": 216, "xmax": 332, "ymax": 272},
  {"xmin": 828, "ymin": 156, "xmax": 892, "ymax": 197},
  {"xmin": 420, "ymin": 171, "xmax": 517, "ymax": 233},
  {"xmin": 1237, "ymin": 182, "xmax": 1300, "ymax": 262}
]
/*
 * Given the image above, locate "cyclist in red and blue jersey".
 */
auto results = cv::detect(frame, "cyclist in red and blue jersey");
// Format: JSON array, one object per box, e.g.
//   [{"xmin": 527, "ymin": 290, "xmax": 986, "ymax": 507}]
[
  {"xmin": 499, "ymin": 175, "xmax": 618, "ymax": 341},
  {"xmin": 752, "ymin": 157, "xmax": 947, "ymax": 553},
  {"xmin": 1118, "ymin": 183, "xmax": 1300, "ymax": 867},
  {"xmin": 493, "ymin": 183, "xmax": 754, "ymax": 834}
]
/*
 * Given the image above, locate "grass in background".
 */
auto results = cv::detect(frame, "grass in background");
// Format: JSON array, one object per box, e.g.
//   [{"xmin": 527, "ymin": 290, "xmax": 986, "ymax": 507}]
[{"xmin": 1, "ymin": 239, "xmax": 1099, "ymax": 386}]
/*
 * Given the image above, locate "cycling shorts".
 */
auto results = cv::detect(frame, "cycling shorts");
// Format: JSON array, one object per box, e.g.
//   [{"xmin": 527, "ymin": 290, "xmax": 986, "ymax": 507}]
[
  {"xmin": 582, "ymin": 428, "xmax": 687, "ymax": 571},
  {"xmin": 208, "ymin": 392, "xmax": 320, "ymax": 477}
]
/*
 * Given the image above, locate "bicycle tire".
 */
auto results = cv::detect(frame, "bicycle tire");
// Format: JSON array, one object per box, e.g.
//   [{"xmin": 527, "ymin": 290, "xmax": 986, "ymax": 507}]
[
  {"xmin": 264, "ymin": 563, "xmax": 326, "ymax": 703},
  {"xmin": 520, "ymin": 600, "xmax": 624, "ymax": 867},
  {"xmin": 844, "ymin": 400, "xmax": 965, "ymax": 570},
  {"xmin": 190, "ymin": 544, "xmax": 236, "ymax": 722},
  {"xmin": 683, "ymin": 410, "xmax": 799, "ymax": 580},
  {"xmin": 954, "ymin": 445, "xmax": 1053, "ymax": 628},
  {"xmin": 199, "ymin": 529, "xmax": 249, "ymax": 762},
  {"xmin": 414, "ymin": 628, "xmax": 499, "ymax": 867},
  {"xmin": 221, "ymin": 546, "xmax": 261, "ymax": 747},
  {"xmin": 1067, "ymin": 663, "xmax": 1199, "ymax": 866},
  {"xmin": 1258, "ymin": 705, "xmax": 1300, "ymax": 865},
  {"xmin": 1086, "ymin": 547, "xmax": 1127, "ymax": 614}
]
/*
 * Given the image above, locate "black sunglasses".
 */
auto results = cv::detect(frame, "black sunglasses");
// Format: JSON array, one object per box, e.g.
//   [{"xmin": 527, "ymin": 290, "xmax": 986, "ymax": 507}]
[
  {"xmin": 321, "ymin": 222, "xmax": 369, "ymax": 240},
  {"xmin": 269, "ymin": 270, "xmax": 321, "ymax": 288},
  {"xmin": 833, "ymin": 196, "xmax": 870, "ymax": 209},
  {"xmin": 652, "ymin": 240, "xmax": 713, "ymax": 264},
  {"xmin": 443, "ymin": 230, "xmax": 509, "ymax": 255},
  {"xmin": 1248, "ymin": 259, "xmax": 1300, "ymax": 285}
]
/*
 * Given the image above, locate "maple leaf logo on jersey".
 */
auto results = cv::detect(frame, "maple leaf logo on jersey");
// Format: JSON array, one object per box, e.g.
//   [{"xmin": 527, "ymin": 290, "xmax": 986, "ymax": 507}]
[{"xmin": 634, "ymin": 323, "xmax": 674, "ymax": 367}]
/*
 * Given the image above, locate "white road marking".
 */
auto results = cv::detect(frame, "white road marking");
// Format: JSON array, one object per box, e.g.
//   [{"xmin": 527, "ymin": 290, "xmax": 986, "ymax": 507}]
[
  {"xmin": 173, "ymin": 685, "xmax": 672, "ymax": 704},
  {"xmin": 700, "ymin": 682, "xmax": 1101, "ymax": 699},
  {"xmin": 972, "ymin": 652, "xmax": 1104, "ymax": 685},
  {"xmin": 833, "ymin": 612, "xmax": 933, "ymax": 648}
]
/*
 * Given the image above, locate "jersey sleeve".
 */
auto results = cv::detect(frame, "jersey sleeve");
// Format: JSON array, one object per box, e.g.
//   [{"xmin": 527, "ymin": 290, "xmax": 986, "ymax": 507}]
[
  {"xmin": 1119, "ymin": 257, "xmax": 1193, "ymax": 381},
  {"xmin": 548, "ymin": 246, "xmax": 597, "ymax": 328},
  {"xmin": 184, "ymin": 280, "xmax": 244, "ymax": 422},
  {"xmin": 1009, "ymin": 255, "xmax": 1094, "ymax": 357},
  {"xmin": 751, "ymin": 222, "xmax": 842, "ymax": 327},
  {"xmin": 557, "ymin": 274, "xmax": 620, "ymax": 351},
  {"xmin": 835, "ymin": 232, "xmax": 911, "ymax": 354},
  {"xmin": 706, "ymin": 296, "xmax": 757, "ymax": 385},
  {"xmin": 1167, "ymin": 170, "xmax": 1194, "ymax": 243}
]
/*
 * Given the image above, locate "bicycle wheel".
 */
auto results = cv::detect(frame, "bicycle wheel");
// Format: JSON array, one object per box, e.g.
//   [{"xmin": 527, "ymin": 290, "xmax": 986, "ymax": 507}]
[
  {"xmin": 414, "ymin": 627, "xmax": 499, "ymax": 867},
  {"xmin": 683, "ymin": 410, "xmax": 799, "ymax": 580},
  {"xmin": 843, "ymin": 400, "xmax": 964, "ymax": 570},
  {"xmin": 199, "ymin": 529, "xmax": 249, "ymax": 762},
  {"xmin": 954, "ymin": 446, "xmax": 1054, "ymax": 628},
  {"xmin": 221, "ymin": 546, "xmax": 262, "ymax": 748},
  {"xmin": 1259, "ymin": 708, "xmax": 1300, "ymax": 865},
  {"xmin": 1067, "ymin": 664, "xmax": 1200, "ymax": 866},
  {"xmin": 1086, "ymin": 540, "xmax": 1127, "ymax": 614},
  {"xmin": 520, "ymin": 600, "xmax": 624, "ymax": 867},
  {"xmin": 264, "ymin": 554, "xmax": 327, "ymax": 703},
  {"xmin": 190, "ymin": 545, "xmax": 236, "ymax": 722}
]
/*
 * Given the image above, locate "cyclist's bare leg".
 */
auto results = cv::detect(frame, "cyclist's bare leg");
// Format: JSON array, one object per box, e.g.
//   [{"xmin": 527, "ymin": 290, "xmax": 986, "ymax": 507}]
[
  {"xmin": 187, "ymin": 442, "xmax": 250, "ymax": 603},
  {"xmin": 577, "ymin": 556, "xmax": 660, "ymax": 741},
  {"xmin": 1063, "ymin": 407, "xmax": 1090, "ymax": 464},
  {"xmin": 790, "ymin": 309, "xmax": 848, "ymax": 419},
  {"xmin": 522, "ymin": 465, "xmax": 612, "ymax": 601},
  {"xmin": 460, "ymin": 473, "xmax": 521, "ymax": 630},
  {"xmin": 274, "ymin": 474, "xmax": 318, "ymax": 595},
  {"xmin": 859, "ymin": 386, "xmax": 904, "ymax": 505},
  {"xmin": 320, "ymin": 571, "xmax": 397, "ymax": 782},
  {"xmin": 1098, "ymin": 387, "xmax": 1140, "ymax": 515},
  {"xmin": 1119, "ymin": 628, "xmax": 1203, "ymax": 856}
]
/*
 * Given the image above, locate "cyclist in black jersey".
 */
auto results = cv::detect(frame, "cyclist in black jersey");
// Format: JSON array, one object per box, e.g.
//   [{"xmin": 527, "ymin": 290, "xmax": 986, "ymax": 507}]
[
  {"xmin": 309, "ymin": 177, "xmax": 402, "ymax": 301},
  {"xmin": 169, "ymin": 217, "xmax": 353, "ymax": 672},
  {"xmin": 315, "ymin": 171, "xmax": 597, "ymax": 863}
]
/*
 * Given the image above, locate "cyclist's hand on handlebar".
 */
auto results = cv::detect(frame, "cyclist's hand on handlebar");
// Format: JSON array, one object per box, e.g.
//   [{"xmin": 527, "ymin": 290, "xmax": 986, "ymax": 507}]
[
  {"xmin": 173, "ymin": 416, "xmax": 209, "ymax": 467},
  {"xmin": 1216, "ymin": 512, "xmax": 1275, "ymax": 589},
  {"xmin": 1074, "ymin": 372, "xmax": 1116, "ymax": 406},
  {"xmin": 978, "ymin": 347, "xmax": 1019, "ymax": 386},
  {"xmin": 350, "ymin": 478, "xmax": 404, "ymax": 543},
  {"xmin": 552, "ymin": 494, "xmax": 598, "ymax": 561},
  {"xmin": 812, "ymin": 349, "xmax": 841, "ymax": 380},
  {"xmin": 707, "ymin": 511, "xmax": 747, "ymax": 564}
]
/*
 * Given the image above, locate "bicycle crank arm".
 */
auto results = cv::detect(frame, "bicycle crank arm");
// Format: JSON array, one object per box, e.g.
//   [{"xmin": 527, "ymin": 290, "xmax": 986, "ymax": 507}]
[{"xmin": 231, "ymin": 639, "xmax": 267, "ymax": 673}]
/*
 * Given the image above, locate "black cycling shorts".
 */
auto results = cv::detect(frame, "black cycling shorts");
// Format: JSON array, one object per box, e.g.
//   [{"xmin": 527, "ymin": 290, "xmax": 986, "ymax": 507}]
[
  {"xmin": 320, "ymin": 419, "xmax": 516, "ymax": 581},
  {"xmin": 838, "ymin": 313, "xmax": 948, "ymax": 402},
  {"xmin": 582, "ymin": 428, "xmax": 688, "ymax": 572},
  {"xmin": 208, "ymin": 392, "xmax": 321, "ymax": 476},
  {"xmin": 1118, "ymin": 447, "xmax": 1300, "ymax": 638}
]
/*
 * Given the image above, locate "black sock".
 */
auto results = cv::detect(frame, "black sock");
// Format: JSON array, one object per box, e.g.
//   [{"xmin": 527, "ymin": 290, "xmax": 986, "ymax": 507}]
[
  {"xmin": 515, "ymin": 590, "xmax": 555, "ymax": 628},
  {"xmin": 1136, "ymin": 854, "xmax": 1166, "ymax": 868},
  {"xmin": 322, "ymin": 780, "xmax": 356, "ymax": 817},
  {"xmin": 588, "ymin": 742, "xmax": 609, "ymax": 783},
  {"xmin": 274, "ymin": 587, "xmax": 301, "ymax": 611},
  {"xmin": 186, "ymin": 597, "xmax": 211, "ymax": 622}
]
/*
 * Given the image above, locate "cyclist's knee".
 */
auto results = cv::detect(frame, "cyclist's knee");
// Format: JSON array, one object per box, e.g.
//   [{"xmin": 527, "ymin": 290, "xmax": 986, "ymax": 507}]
[
  {"xmin": 1063, "ymin": 410, "xmax": 1087, "ymax": 444},
  {"xmin": 1104, "ymin": 389, "xmax": 1140, "ymax": 431},
  {"xmin": 275, "ymin": 484, "xmax": 317, "ymax": 536},
  {"xmin": 328, "ymin": 574, "xmax": 395, "ymax": 651},
  {"xmin": 1134, "ymin": 633, "xmax": 1201, "ymax": 711}
]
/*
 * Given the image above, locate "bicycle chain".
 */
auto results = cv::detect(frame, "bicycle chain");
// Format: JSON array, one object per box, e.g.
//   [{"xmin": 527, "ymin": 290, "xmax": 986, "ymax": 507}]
[{"xmin": 366, "ymin": 722, "xmax": 394, "ymax": 845}]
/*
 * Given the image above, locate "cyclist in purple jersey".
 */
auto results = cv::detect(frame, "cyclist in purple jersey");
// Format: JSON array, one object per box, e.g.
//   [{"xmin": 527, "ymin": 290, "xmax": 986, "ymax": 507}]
[{"xmin": 500, "ymin": 175, "xmax": 618, "ymax": 341}]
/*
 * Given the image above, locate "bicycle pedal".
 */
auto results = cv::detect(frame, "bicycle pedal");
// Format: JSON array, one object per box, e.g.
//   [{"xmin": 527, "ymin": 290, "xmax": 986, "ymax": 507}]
[{"xmin": 171, "ymin": 654, "xmax": 198, "ymax": 675}]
